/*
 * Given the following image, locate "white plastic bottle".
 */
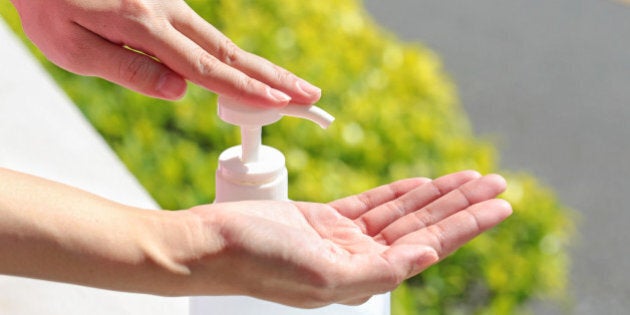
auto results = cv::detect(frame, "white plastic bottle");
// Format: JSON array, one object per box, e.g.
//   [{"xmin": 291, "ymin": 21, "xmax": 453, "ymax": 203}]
[{"xmin": 190, "ymin": 96, "xmax": 390, "ymax": 315}]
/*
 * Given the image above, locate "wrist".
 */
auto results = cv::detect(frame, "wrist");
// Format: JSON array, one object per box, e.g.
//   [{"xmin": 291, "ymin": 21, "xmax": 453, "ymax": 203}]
[{"xmin": 135, "ymin": 206, "xmax": 227, "ymax": 296}]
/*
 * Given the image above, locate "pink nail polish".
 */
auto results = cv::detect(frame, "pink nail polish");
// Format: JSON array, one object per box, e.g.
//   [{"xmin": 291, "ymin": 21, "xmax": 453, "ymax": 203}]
[
  {"xmin": 267, "ymin": 87, "xmax": 291, "ymax": 103},
  {"xmin": 296, "ymin": 79, "xmax": 322, "ymax": 97}
]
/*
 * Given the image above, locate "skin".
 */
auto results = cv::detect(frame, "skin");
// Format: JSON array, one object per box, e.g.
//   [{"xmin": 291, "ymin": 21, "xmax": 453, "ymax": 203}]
[
  {"xmin": 0, "ymin": 168, "xmax": 511, "ymax": 308},
  {"xmin": 8, "ymin": 0, "xmax": 322, "ymax": 106},
  {"xmin": 4, "ymin": 0, "xmax": 512, "ymax": 308}
]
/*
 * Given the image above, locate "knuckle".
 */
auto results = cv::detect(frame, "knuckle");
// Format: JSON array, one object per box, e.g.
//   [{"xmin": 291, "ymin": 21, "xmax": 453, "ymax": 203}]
[
  {"xmin": 119, "ymin": 53, "xmax": 152, "ymax": 85},
  {"xmin": 237, "ymin": 77, "xmax": 260, "ymax": 96},
  {"xmin": 412, "ymin": 207, "xmax": 434, "ymax": 230},
  {"xmin": 215, "ymin": 39, "xmax": 241, "ymax": 66},
  {"xmin": 274, "ymin": 67, "xmax": 294, "ymax": 83},
  {"xmin": 427, "ymin": 224, "xmax": 447, "ymax": 254},
  {"xmin": 456, "ymin": 186, "xmax": 475, "ymax": 207},
  {"xmin": 194, "ymin": 51, "xmax": 221, "ymax": 77},
  {"xmin": 115, "ymin": 0, "xmax": 166, "ymax": 36},
  {"xmin": 118, "ymin": 0, "xmax": 153, "ymax": 22}
]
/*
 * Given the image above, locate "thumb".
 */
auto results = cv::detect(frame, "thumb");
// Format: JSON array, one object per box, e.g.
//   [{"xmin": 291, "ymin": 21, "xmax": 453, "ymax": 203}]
[
  {"xmin": 384, "ymin": 245, "xmax": 439, "ymax": 282},
  {"xmin": 99, "ymin": 45, "xmax": 187, "ymax": 100},
  {"xmin": 54, "ymin": 25, "xmax": 187, "ymax": 100}
]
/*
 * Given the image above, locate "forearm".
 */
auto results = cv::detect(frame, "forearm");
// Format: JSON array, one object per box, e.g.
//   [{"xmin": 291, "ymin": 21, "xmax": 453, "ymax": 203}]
[{"xmin": 0, "ymin": 167, "xmax": 212, "ymax": 295}]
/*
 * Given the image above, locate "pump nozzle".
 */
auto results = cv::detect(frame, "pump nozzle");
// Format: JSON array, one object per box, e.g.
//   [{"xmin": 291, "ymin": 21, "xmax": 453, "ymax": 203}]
[
  {"xmin": 217, "ymin": 96, "xmax": 334, "ymax": 129},
  {"xmin": 278, "ymin": 104, "xmax": 334, "ymax": 129},
  {"xmin": 217, "ymin": 96, "xmax": 334, "ymax": 164}
]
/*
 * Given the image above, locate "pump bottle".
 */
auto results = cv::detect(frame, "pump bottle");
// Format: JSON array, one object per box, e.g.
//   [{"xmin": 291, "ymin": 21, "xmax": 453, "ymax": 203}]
[{"xmin": 190, "ymin": 96, "xmax": 390, "ymax": 315}]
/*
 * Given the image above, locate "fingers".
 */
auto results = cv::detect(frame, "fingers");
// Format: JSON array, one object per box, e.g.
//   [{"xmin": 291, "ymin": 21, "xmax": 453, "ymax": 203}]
[
  {"xmin": 136, "ymin": 5, "xmax": 320, "ymax": 107},
  {"xmin": 134, "ymin": 25, "xmax": 287, "ymax": 107},
  {"xmin": 377, "ymin": 174, "xmax": 507, "ymax": 244},
  {"xmin": 353, "ymin": 170, "xmax": 481, "ymax": 236},
  {"xmin": 372, "ymin": 199, "xmax": 511, "ymax": 282},
  {"xmin": 328, "ymin": 177, "xmax": 431, "ymax": 220},
  {"xmin": 171, "ymin": 9, "xmax": 321, "ymax": 105},
  {"xmin": 394, "ymin": 198, "xmax": 512, "ymax": 264}
]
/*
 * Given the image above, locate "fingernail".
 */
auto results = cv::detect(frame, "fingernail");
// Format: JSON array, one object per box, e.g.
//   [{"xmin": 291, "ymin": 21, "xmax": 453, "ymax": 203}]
[
  {"xmin": 267, "ymin": 87, "xmax": 292, "ymax": 103},
  {"xmin": 296, "ymin": 79, "xmax": 322, "ymax": 97},
  {"xmin": 157, "ymin": 72, "xmax": 186, "ymax": 99}
]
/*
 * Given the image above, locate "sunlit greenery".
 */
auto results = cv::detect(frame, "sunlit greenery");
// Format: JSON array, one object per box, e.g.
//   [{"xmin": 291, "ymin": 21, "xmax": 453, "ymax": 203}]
[{"xmin": 1, "ymin": 0, "xmax": 573, "ymax": 313}]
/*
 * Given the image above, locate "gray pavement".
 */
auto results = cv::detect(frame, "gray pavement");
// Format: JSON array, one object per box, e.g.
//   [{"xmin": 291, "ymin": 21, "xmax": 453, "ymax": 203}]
[{"xmin": 363, "ymin": 0, "xmax": 630, "ymax": 314}]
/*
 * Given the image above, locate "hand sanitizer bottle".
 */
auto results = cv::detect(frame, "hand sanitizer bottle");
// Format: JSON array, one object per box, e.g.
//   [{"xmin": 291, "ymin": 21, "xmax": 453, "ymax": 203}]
[{"xmin": 190, "ymin": 96, "xmax": 390, "ymax": 315}]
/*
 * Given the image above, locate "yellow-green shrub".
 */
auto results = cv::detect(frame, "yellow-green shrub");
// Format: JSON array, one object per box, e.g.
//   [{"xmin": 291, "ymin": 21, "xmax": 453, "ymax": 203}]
[{"xmin": 1, "ymin": 1, "xmax": 573, "ymax": 313}]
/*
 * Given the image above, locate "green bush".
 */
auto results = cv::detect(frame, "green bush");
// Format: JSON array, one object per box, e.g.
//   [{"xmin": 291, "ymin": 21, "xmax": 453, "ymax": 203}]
[{"xmin": 1, "ymin": 1, "xmax": 573, "ymax": 314}]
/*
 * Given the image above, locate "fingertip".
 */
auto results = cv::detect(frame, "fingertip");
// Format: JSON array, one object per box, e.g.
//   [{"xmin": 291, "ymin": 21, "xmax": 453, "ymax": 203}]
[
  {"xmin": 461, "ymin": 169, "xmax": 482, "ymax": 179},
  {"xmin": 485, "ymin": 173, "xmax": 508, "ymax": 191},
  {"xmin": 443, "ymin": 170, "xmax": 481, "ymax": 182},
  {"xmin": 294, "ymin": 79, "xmax": 322, "ymax": 104},
  {"xmin": 266, "ymin": 87, "xmax": 292, "ymax": 106},
  {"xmin": 494, "ymin": 198, "xmax": 513, "ymax": 217}
]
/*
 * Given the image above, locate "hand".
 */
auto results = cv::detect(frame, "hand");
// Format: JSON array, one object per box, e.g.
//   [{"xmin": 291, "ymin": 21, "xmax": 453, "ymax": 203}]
[
  {"xmin": 9, "ymin": 0, "xmax": 321, "ymax": 105},
  {"xmin": 183, "ymin": 171, "xmax": 511, "ymax": 307},
  {"xmin": 0, "ymin": 168, "xmax": 510, "ymax": 307}
]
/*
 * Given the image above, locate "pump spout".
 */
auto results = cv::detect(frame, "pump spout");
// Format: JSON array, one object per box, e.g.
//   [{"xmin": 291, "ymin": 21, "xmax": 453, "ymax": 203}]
[
  {"xmin": 217, "ymin": 95, "xmax": 335, "ymax": 164},
  {"xmin": 217, "ymin": 96, "xmax": 334, "ymax": 129},
  {"xmin": 279, "ymin": 104, "xmax": 335, "ymax": 129}
]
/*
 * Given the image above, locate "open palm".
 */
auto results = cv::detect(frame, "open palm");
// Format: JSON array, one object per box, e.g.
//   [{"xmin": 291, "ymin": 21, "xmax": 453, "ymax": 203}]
[{"xmin": 189, "ymin": 170, "xmax": 511, "ymax": 307}]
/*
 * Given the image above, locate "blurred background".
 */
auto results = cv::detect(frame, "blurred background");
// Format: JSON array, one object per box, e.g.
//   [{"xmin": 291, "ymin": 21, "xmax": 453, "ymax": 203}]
[
  {"xmin": 363, "ymin": 0, "xmax": 629, "ymax": 313},
  {"xmin": 3, "ymin": 0, "xmax": 627, "ymax": 314}
]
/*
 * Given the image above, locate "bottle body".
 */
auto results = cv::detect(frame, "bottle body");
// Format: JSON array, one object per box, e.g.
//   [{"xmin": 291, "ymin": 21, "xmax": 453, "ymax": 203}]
[{"xmin": 189, "ymin": 144, "xmax": 390, "ymax": 315}]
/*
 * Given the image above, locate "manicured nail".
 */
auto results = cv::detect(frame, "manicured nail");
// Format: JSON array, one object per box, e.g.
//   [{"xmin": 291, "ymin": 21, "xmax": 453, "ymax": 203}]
[
  {"xmin": 296, "ymin": 79, "xmax": 322, "ymax": 97},
  {"xmin": 157, "ymin": 72, "xmax": 186, "ymax": 99},
  {"xmin": 267, "ymin": 87, "xmax": 292, "ymax": 103}
]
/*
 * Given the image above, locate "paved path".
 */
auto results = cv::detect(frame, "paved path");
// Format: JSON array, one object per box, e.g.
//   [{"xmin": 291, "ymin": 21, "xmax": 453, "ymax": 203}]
[{"xmin": 364, "ymin": 0, "xmax": 630, "ymax": 313}]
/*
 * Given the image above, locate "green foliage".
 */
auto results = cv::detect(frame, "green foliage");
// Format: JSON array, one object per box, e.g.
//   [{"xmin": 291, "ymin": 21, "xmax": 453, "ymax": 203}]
[{"xmin": 1, "ymin": 1, "xmax": 574, "ymax": 314}]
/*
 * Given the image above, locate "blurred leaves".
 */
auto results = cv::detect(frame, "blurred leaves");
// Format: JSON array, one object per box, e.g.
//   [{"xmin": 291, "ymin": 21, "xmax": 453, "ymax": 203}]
[{"xmin": 1, "ymin": 0, "xmax": 574, "ymax": 314}]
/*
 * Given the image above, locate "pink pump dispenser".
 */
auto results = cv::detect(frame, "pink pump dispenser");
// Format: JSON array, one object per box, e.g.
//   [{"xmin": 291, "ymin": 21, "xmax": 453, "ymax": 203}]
[
  {"xmin": 190, "ymin": 96, "xmax": 390, "ymax": 315},
  {"xmin": 214, "ymin": 96, "xmax": 334, "ymax": 202}
]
